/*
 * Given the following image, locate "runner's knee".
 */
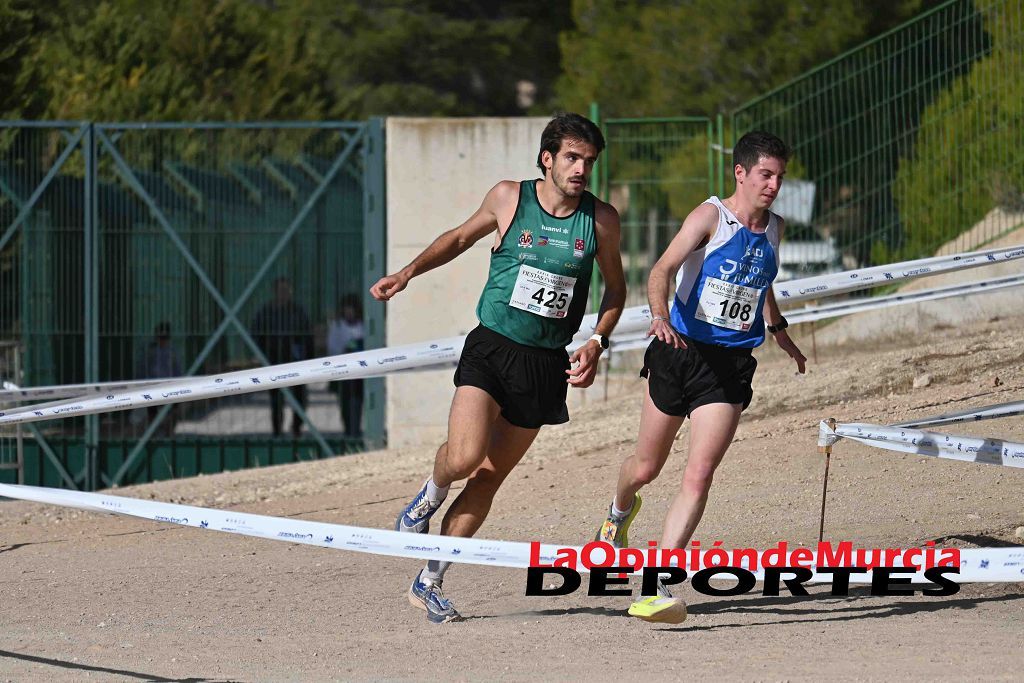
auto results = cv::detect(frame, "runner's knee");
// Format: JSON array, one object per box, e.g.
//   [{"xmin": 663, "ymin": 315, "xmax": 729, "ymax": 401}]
[
  {"xmin": 465, "ymin": 465, "xmax": 509, "ymax": 497},
  {"xmin": 682, "ymin": 466, "xmax": 715, "ymax": 496},
  {"xmin": 440, "ymin": 440, "xmax": 487, "ymax": 480},
  {"xmin": 631, "ymin": 455, "xmax": 665, "ymax": 486}
]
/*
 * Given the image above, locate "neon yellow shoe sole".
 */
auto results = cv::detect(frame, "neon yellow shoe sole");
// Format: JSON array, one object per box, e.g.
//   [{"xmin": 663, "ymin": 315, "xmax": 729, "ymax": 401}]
[
  {"xmin": 594, "ymin": 493, "xmax": 643, "ymax": 548},
  {"xmin": 628, "ymin": 595, "xmax": 687, "ymax": 624}
]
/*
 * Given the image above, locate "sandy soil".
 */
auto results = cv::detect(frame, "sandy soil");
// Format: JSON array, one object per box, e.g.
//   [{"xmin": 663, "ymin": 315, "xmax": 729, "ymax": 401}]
[{"xmin": 2, "ymin": 312, "xmax": 1024, "ymax": 682}]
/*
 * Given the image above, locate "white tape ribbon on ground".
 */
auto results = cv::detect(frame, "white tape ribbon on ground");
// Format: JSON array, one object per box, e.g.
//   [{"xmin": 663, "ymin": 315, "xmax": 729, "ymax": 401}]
[
  {"xmin": 2, "ymin": 483, "xmax": 1022, "ymax": 583},
  {"xmin": 818, "ymin": 421, "xmax": 1024, "ymax": 468}
]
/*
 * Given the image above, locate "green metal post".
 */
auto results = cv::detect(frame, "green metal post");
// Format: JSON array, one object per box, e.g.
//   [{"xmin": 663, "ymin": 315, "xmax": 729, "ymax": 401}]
[
  {"xmin": 706, "ymin": 119, "xmax": 715, "ymax": 197},
  {"xmin": 83, "ymin": 124, "xmax": 99, "ymax": 490},
  {"xmin": 362, "ymin": 118, "xmax": 387, "ymax": 449},
  {"xmin": 717, "ymin": 114, "xmax": 726, "ymax": 197},
  {"xmin": 589, "ymin": 101, "xmax": 604, "ymax": 314}
]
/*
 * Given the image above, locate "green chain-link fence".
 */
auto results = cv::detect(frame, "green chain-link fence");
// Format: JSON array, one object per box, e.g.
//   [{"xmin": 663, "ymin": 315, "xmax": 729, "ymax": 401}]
[
  {"xmin": 597, "ymin": 116, "xmax": 716, "ymax": 306},
  {"xmin": 731, "ymin": 0, "xmax": 1023, "ymax": 268},
  {"xmin": 0, "ymin": 121, "xmax": 386, "ymax": 490},
  {"xmin": 599, "ymin": 0, "xmax": 1023, "ymax": 286}
]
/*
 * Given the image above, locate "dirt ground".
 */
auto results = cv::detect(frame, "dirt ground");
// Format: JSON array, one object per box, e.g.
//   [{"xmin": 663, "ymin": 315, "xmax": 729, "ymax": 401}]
[{"xmin": 2, "ymin": 311, "xmax": 1024, "ymax": 682}]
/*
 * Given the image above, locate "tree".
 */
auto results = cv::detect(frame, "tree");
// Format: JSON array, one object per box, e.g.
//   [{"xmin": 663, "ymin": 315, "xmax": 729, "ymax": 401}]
[
  {"xmin": 29, "ymin": 0, "xmax": 574, "ymax": 122},
  {"xmin": 0, "ymin": 0, "xmax": 62, "ymax": 118},
  {"xmin": 557, "ymin": 0, "xmax": 933, "ymax": 117},
  {"xmin": 891, "ymin": 0, "xmax": 1024, "ymax": 261}
]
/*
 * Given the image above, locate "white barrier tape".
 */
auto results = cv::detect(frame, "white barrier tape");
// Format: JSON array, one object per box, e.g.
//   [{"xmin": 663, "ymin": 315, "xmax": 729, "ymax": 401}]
[
  {"xmin": 0, "ymin": 379, "xmax": 162, "ymax": 403},
  {"xmin": 774, "ymin": 243, "xmax": 1024, "ymax": 302},
  {"xmin": 0, "ymin": 337, "xmax": 466, "ymax": 425},
  {"xmin": 894, "ymin": 400, "xmax": 1024, "ymax": 429},
  {"xmin": 0, "ymin": 358, "xmax": 465, "ymax": 419},
  {"xmin": 0, "ymin": 327, "xmax": 644, "ymax": 418},
  {"xmin": 3, "ymin": 245, "xmax": 1020, "ymax": 409},
  {"xmin": 2, "ymin": 483, "xmax": 1022, "ymax": 583},
  {"xmin": 605, "ymin": 272, "xmax": 1024, "ymax": 354},
  {"xmin": 786, "ymin": 273, "xmax": 1024, "ymax": 325},
  {"xmin": 818, "ymin": 420, "xmax": 1024, "ymax": 469},
  {"xmin": 7, "ymin": 267, "xmax": 1020, "ymax": 408},
  {"xmin": 0, "ymin": 310, "xmax": 651, "ymax": 405}
]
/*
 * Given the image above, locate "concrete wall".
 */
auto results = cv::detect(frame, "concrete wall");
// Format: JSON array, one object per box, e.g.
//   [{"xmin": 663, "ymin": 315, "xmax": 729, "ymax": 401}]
[{"xmin": 384, "ymin": 117, "xmax": 548, "ymax": 447}]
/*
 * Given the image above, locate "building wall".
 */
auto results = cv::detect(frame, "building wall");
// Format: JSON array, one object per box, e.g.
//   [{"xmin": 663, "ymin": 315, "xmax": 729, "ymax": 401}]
[{"xmin": 384, "ymin": 117, "xmax": 549, "ymax": 447}]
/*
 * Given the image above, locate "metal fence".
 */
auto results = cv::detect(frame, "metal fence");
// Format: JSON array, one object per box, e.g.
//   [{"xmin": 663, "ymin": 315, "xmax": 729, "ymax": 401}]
[
  {"xmin": 0, "ymin": 121, "xmax": 386, "ymax": 490},
  {"xmin": 597, "ymin": 0, "xmax": 1023, "ymax": 284},
  {"xmin": 595, "ymin": 116, "xmax": 716, "ymax": 306},
  {"xmin": 0, "ymin": 342, "xmax": 23, "ymax": 484},
  {"xmin": 731, "ymin": 0, "xmax": 1023, "ymax": 267}
]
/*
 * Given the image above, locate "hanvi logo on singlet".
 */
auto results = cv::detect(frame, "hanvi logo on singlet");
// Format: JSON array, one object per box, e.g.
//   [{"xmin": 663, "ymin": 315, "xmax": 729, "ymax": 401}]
[
  {"xmin": 518, "ymin": 229, "xmax": 533, "ymax": 248},
  {"xmin": 574, "ymin": 238, "xmax": 585, "ymax": 258}
]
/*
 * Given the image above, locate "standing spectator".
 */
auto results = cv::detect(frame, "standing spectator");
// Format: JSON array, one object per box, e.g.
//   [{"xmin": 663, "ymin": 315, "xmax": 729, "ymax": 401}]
[
  {"xmin": 136, "ymin": 321, "xmax": 183, "ymax": 436},
  {"xmin": 326, "ymin": 293, "xmax": 365, "ymax": 440},
  {"xmin": 251, "ymin": 277, "xmax": 313, "ymax": 437}
]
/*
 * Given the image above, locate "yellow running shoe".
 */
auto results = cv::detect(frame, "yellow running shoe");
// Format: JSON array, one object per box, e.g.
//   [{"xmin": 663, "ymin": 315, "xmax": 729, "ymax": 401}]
[
  {"xmin": 594, "ymin": 494, "xmax": 643, "ymax": 548},
  {"xmin": 628, "ymin": 595, "xmax": 687, "ymax": 624}
]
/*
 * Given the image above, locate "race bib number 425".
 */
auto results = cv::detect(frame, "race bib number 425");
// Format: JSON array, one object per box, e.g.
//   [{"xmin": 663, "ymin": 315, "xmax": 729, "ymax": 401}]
[
  {"xmin": 509, "ymin": 264, "xmax": 576, "ymax": 318},
  {"xmin": 694, "ymin": 277, "xmax": 762, "ymax": 331}
]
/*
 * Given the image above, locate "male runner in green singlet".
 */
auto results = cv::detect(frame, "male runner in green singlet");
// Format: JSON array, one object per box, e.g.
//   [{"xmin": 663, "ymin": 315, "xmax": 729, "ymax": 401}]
[{"xmin": 370, "ymin": 113, "xmax": 627, "ymax": 623}]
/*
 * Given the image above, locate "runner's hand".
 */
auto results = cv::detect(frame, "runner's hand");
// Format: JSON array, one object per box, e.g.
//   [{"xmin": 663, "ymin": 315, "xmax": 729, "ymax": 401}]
[
  {"xmin": 566, "ymin": 340, "xmax": 602, "ymax": 388},
  {"xmin": 370, "ymin": 273, "xmax": 409, "ymax": 301},
  {"xmin": 648, "ymin": 319, "xmax": 686, "ymax": 349},
  {"xmin": 774, "ymin": 330, "xmax": 806, "ymax": 373}
]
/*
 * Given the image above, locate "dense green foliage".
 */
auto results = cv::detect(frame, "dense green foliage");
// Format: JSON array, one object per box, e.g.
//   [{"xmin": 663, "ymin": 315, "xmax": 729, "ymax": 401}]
[
  {"xmin": 557, "ymin": 0, "xmax": 932, "ymax": 117},
  {"xmin": 0, "ymin": 0, "xmax": 572, "ymax": 121},
  {"xmin": 0, "ymin": 0, "xmax": 942, "ymax": 122},
  {"xmin": 890, "ymin": 0, "xmax": 1024, "ymax": 261}
]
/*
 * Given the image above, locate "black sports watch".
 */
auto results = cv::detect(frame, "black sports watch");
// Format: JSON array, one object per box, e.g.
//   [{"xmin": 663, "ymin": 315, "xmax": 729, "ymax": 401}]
[
  {"xmin": 589, "ymin": 333, "xmax": 610, "ymax": 350},
  {"xmin": 766, "ymin": 316, "xmax": 789, "ymax": 334}
]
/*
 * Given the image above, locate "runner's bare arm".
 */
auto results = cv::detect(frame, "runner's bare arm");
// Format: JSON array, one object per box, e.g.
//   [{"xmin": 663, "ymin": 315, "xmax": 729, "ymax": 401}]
[
  {"xmin": 765, "ymin": 218, "xmax": 807, "ymax": 373},
  {"xmin": 645, "ymin": 202, "xmax": 719, "ymax": 349},
  {"xmin": 567, "ymin": 200, "xmax": 625, "ymax": 388},
  {"xmin": 370, "ymin": 181, "xmax": 518, "ymax": 301}
]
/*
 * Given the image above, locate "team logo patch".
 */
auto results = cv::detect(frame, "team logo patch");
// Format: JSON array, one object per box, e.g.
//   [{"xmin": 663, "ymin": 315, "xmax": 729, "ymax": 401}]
[
  {"xmin": 518, "ymin": 229, "xmax": 533, "ymax": 247},
  {"xmin": 575, "ymin": 238, "xmax": 585, "ymax": 251},
  {"xmin": 573, "ymin": 238, "xmax": 585, "ymax": 258},
  {"xmin": 538, "ymin": 235, "xmax": 549, "ymax": 246}
]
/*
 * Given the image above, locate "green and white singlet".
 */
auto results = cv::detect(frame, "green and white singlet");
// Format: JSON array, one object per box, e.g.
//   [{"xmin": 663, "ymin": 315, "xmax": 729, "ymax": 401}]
[{"xmin": 475, "ymin": 180, "xmax": 598, "ymax": 349}]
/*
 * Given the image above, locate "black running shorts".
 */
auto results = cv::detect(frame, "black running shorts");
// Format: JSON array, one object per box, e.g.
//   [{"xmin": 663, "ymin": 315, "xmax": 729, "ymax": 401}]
[
  {"xmin": 454, "ymin": 325, "xmax": 570, "ymax": 429},
  {"xmin": 641, "ymin": 335, "xmax": 757, "ymax": 417}
]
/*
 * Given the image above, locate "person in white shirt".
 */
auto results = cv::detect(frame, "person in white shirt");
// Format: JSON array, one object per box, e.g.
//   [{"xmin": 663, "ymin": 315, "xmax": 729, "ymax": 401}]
[{"xmin": 326, "ymin": 294, "xmax": 365, "ymax": 440}]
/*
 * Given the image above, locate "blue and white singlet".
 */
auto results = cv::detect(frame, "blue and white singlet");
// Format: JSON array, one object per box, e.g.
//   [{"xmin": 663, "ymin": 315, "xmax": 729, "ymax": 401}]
[{"xmin": 670, "ymin": 196, "xmax": 781, "ymax": 348}]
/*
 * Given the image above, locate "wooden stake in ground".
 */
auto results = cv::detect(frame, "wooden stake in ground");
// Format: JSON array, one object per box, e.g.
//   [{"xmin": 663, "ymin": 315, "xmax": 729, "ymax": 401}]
[{"xmin": 818, "ymin": 417, "xmax": 837, "ymax": 544}]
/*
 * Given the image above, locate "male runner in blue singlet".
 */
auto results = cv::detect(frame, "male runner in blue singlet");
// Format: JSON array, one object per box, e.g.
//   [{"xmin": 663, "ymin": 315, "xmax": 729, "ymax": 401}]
[{"xmin": 595, "ymin": 131, "xmax": 807, "ymax": 624}]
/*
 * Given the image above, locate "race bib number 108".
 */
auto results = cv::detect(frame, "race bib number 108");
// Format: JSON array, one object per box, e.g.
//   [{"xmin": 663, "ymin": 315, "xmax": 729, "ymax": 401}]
[
  {"xmin": 694, "ymin": 277, "xmax": 762, "ymax": 331},
  {"xmin": 509, "ymin": 264, "xmax": 576, "ymax": 318}
]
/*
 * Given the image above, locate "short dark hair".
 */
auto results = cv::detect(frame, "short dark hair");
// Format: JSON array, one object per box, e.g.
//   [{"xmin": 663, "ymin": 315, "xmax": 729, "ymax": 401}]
[
  {"xmin": 536, "ymin": 112, "xmax": 605, "ymax": 174},
  {"xmin": 337, "ymin": 293, "xmax": 362, "ymax": 318},
  {"xmin": 733, "ymin": 131, "xmax": 789, "ymax": 172}
]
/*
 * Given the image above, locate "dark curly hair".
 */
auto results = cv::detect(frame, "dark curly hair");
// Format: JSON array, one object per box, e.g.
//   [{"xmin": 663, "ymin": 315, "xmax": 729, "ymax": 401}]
[{"xmin": 536, "ymin": 112, "xmax": 605, "ymax": 175}]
